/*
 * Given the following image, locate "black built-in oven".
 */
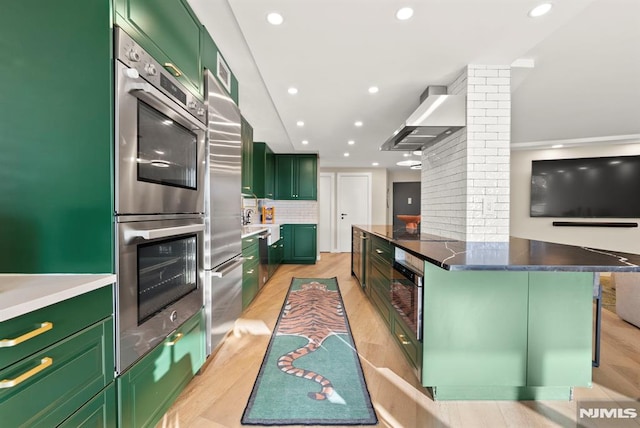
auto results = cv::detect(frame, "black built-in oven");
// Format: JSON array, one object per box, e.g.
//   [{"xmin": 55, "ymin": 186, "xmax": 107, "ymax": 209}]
[{"xmin": 390, "ymin": 260, "xmax": 423, "ymax": 341}]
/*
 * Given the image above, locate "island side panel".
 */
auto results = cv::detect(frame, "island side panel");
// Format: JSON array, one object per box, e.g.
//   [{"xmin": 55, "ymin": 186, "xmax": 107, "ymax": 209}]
[
  {"xmin": 422, "ymin": 263, "xmax": 529, "ymax": 388},
  {"xmin": 527, "ymin": 272, "xmax": 593, "ymax": 387}
]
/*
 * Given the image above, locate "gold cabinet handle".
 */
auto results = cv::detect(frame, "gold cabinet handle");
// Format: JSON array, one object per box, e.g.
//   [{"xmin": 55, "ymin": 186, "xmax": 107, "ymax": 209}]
[
  {"xmin": 397, "ymin": 334, "xmax": 411, "ymax": 345},
  {"xmin": 0, "ymin": 322, "xmax": 53, "ymax": 348},
  {"xmin": 246, "ymin": 269, "xmax": 254, "ymax": 274},
  {"xmin": 163, "ymin": 62, "xmax": 183, "ymax": 77},
  {"xmin": 166, "ymin": 332, "xmax": 184, "ymax": 347},
  {"xmin": 246, "ymin": 255, "xmax": 255, "ymax": 260},
  {"xmin": 0, "ymin": 357, "xmax": 53, "ymax": 388},
  {"xmin": 375, "ymin": 249, "xmax": 384, "ymax": 254}
]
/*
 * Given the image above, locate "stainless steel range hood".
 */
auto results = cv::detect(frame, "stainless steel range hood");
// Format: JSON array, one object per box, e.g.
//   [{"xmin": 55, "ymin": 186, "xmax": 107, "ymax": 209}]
[{"xmin": 380, "ymin": 86, "xmax": 466, "ymax": 151}]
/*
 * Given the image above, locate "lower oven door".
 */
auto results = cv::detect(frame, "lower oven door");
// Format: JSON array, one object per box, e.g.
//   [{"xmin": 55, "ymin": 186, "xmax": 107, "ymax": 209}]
[
  {"xmin": 390, "ymin": 264, "xmax": 423, "ymax": 342},
  {"xmin": 116, "ymin": 216, "xmax": 204, "ymax": 373}
]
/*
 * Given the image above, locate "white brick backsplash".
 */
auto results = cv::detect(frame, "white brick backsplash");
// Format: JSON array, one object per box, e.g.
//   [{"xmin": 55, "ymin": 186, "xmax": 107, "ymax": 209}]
[
  {"xmin": 422, "ymin": 64, "xmax": 510, "ymax": 242},
  {"xmin": 261, "ymin": 200, "xmax": 318, "ymax": 224}
]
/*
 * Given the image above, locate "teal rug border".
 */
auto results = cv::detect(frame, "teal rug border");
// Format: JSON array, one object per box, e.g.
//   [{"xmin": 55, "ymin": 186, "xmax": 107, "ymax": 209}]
[{"xmin": 241, "ymin": 277, "xmax": 378, "ymax": 426}]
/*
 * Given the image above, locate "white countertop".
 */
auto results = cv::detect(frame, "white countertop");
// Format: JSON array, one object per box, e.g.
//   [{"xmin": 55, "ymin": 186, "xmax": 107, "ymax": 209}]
[
  {"xmin": 242, "ymin": 224, "xmax": 281, "ymax": 243},
  {"xmin": 0, "ymin": 274, "xmax": 116, "ymax": 322}
]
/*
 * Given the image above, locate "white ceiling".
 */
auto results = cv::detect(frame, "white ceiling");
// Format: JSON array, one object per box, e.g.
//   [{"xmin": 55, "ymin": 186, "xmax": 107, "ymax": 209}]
[{"xmin": 188, "ymin": 0, "xmax": 640, "ymax": 170}]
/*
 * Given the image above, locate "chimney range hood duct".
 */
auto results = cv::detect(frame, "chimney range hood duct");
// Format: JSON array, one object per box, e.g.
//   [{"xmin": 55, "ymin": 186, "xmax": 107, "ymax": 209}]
[{"xmin": 380, "ymin": 86, "xmax": 466, "ymax": 151}]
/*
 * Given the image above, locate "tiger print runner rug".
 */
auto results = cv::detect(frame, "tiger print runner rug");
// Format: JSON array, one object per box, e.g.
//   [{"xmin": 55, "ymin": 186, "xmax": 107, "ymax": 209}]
[{"xmin": 241, "ymin": 277, "xmax": 378, "ymax": 426}]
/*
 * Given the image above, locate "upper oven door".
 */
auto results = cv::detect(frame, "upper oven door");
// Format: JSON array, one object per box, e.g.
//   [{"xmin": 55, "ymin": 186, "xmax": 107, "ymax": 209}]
[{"xmin": 115, "ymin": 60, "xmax": 206, "ymax": 216}]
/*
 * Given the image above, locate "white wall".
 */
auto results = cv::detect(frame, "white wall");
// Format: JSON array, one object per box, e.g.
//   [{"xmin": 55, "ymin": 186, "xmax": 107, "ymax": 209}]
[{"xmin": 511, "ymin": 143, "xmax": 640, "ymax": 254}]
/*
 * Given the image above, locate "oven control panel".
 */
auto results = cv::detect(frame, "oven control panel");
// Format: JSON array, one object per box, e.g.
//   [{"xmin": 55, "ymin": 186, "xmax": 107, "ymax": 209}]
[{"xmin": 115, "ymin": 27, "xmax": 206, "ymax": 124}]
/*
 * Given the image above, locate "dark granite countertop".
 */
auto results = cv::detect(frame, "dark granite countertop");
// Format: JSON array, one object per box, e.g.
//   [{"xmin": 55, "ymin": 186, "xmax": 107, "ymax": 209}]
[{"xmin": 354, "ymin": 225, "xmax": 640, "ymax": 272}]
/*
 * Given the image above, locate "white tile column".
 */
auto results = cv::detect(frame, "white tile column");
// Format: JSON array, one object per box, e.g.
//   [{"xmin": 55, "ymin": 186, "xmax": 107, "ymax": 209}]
[{"xmin": 421, "ymin": 65, "xmax": 511, "ymax": 242}]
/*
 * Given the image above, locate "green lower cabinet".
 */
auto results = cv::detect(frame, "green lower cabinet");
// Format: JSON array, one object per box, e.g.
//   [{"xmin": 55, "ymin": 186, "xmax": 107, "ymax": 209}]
[
  {"xmin": 281, "ymin": 224, "xmax": 317, "ymax": 264},
  {"xmin": 59, "ymin": 383, "xmax": 117, "ymax": 428},
  {"xmin": 392, "ymin": 314, "xmax": 422, "ymax": 374},
  {"xmin": 118, "ymin": 310, "xmax": 205, "ymax": 428},
  {"xmin": 268, "ymin": 239, "xmax": 282, "ymax": 278},
  {"xmin": 422, "ymin": 263, "xmax": 593, "ymax": 400},
  {"xmin": 242, "ymin": 259, "xmax": 259, "ymax": 309},
  {"xmin": 0, "ymin": 317, "xmax": 114, "ymax": 427}
]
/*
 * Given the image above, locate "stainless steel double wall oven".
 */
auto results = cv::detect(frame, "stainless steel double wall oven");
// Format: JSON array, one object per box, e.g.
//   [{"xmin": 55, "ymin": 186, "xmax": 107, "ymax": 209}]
[{"xmin": 114, "ymin": 27, "xmax": 206, "ymax": 373}]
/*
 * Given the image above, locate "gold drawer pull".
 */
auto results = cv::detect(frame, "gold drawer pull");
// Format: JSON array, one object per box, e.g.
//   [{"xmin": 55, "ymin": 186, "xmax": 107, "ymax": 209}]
[
  {"xmin": 166, "ymin": 332, "xmax": 184, "ymax": 346},
  {"xmin": 246, "ymin": 255, "xmax": 255, "ymax": 260},
  {"xmin": 246, "ymin": 269, "xmax": 254, "ymax": 274},
  {"xmin": 0, "ymin": 322, "xmax": 53, "ymax": 348},
  {"xmin": 163, "ymin": 62, "xmax": 183, "ymax": 77},
  {"xmin": 375, "ymin": 249, "xmax": 384, "ymax": 254},
  {"xmin": 397, "ymin": 334, "xmax": 411, "ymax": 345},
  {"xmin": 0, "ymin": 357, "xmax": 53, "ymax": 388}
]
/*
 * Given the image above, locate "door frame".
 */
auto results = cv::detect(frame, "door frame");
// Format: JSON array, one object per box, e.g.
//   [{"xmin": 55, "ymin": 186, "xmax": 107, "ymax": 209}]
[
  {"xmin": 337, "ymin": 172, "xmax": 372, "ymax": 252},
  {"xmin": 318, "ymin": 172, "xmax": 336, "ymax": 253}
]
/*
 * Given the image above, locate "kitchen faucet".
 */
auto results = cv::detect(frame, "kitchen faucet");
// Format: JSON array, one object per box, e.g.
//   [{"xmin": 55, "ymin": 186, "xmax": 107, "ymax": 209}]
[{"xmin": 241, "ymin": 192, "xmax": 259, "ymax": 225}]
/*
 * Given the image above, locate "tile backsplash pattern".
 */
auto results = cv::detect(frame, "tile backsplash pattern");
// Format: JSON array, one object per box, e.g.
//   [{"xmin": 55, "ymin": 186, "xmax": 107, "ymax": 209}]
[
  {"xmin": 422, "ymin": 65, "xmax": 510, "ymax": 242},
  {"xmin": 253, "ymin": 200, "xmax": 319, "ymax": 224}
]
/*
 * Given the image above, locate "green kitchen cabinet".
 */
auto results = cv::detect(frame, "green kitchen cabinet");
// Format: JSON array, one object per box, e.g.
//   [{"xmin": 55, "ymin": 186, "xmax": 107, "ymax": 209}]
[
  {"xmin": 242, "ymin": 235, "xmax": 260, "ymax": 308},
  {"xmin": 59, "ymin": 383, "xmax": 117, "ymax": 428},
  {"xmin": 281, "ymin": 224, "xmax": 317, "ymax": 264},
  {"xmin": 274, "ymin": 155, "xmax": 318, "ymax": 200},
  {"xmin": 201, "ymin": 28, "xmax": 239, "ymax": 105},
  {"xmin": 241, "ymin": 117, "xmax": 254, "ymax": 195},
  {"xmin": 118, "ymin": 310, "xmax": 206, "ymax": 428},
  {"xmin": 0, "ymin": 0, "xmax": 113, "ymax": 273},
  {"xmin": 253, "ymin": 142, "xmax": 275, "ymax": 199},
  {"xmin": 268, "ymin": 238, "xmax": 283, "ymax": 277},
  {"xmin": 0, "ymin": 285, "xmax": 115, "ymax": 428},
  {"xmin": 114, "ymin": 0, "xmax": 204, "ymax": 98}
]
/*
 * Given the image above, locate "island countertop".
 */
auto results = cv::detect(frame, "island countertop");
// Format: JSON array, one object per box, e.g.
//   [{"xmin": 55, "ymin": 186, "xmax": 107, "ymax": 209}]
[
  {"xmin": 0, "ymin": 274, "xmax": 116, "ymax": 322},
  {"xmin": 354, "ymin": 225, "xmax": 640, "ymax": 272}
]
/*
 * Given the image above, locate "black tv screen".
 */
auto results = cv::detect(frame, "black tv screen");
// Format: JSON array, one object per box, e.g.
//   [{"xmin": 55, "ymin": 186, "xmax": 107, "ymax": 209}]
[{"xmin": 530, "ymin": 155, "xmax": 640, "ymax": 218}]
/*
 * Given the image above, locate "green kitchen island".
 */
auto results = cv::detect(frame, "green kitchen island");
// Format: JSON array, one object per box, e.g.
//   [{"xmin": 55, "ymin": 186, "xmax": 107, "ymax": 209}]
[{"xmin": 352, "ymin": 225, "xmax": 640, "ymax": 400}]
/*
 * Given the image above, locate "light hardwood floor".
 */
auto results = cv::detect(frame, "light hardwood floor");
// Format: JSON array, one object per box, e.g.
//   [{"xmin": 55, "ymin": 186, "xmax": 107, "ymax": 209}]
[{"xmin": 158, "ymin": 253, "xmax": 640, "ymax": 428}]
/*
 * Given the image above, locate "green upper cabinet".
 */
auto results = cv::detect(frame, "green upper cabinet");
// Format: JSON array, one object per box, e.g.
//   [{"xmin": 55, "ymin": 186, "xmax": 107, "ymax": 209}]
[
  {"xmin": 253, "ymin": 142, "xmax": 275, "ymax": 199},
  {"xmin": 201, "ymin": 28, "xmax": 239, "ymax": 105},
  {"xmin": 275, "ymin": 154, "xmax": 318, "ymax": 200},
  {"xmin": 114, "ymin": 0, "xmax": 203, "ymax": 98},
  {"xmin": 241, "ymin": 117, "xmax": 254, "ymax": 195},
  {"xmin": 0, "ymin": 0, "xmax": 113, "ymax": 273}
]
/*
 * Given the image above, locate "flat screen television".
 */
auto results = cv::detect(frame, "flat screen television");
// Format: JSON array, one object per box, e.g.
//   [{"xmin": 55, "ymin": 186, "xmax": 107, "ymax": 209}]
[{"xmin": 530, "ymin": 154, "xmax": 640, "ymax": 218}]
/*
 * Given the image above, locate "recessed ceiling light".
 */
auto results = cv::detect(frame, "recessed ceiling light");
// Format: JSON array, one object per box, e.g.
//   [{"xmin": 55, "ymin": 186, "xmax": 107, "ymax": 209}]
[
  {"xmin": 354, "ymin": 121, "xmax": 363, "ymax": 127},
  {"xmin": 396, "ymin": 160, "xmax": 421, "ymax": 167},
  {"xmin": 368, "ymin": 86, "xmax": 379, "ymax": 94},
  {"xmin": 551, "ymin": 144, "xmax": 563, "ymax": 149},
  {"xmin": 266, "ymin": 12, "xmax": 284, "ymax": 25},
  {"xmin": 396, "ymin": 7, "xmax": 414, "ymax": 20},
  {"xmin": 372, "ymin": 162, "xmax": 379, "ymax": 166},
  {"xmin": 296, "ymin": 121, "xmax": 304, "ymax": 127},
  {"xmin": 301, "ymin": 140, "xmax": 309, "ymax": 145},
  {"xmin": 348, "ymin": 140, "xmax": 355, "ymax": 145},
  {"xmin": 344, "ymin": 152, "xmax": 350, "ymax": 157},
  {"xmin": 528, "ymin": 3, "xmax": 552, "ymax": 18},
  {"xmin": 412, "ymin": 150, "xmax": 422, "ymax": 156},
  {"xmin": 288, "ymin": 87, "xmax": 298, "ymax": 95},
  {"xmin": 403, "ymin": 153, "xmax": 410, "ymax": 157}
]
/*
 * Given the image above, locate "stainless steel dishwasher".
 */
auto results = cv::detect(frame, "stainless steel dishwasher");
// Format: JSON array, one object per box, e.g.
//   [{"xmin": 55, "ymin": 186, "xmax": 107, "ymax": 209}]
[{"xmin": 258, "ymin": 230, "xmax": 271, "ymax": 288}]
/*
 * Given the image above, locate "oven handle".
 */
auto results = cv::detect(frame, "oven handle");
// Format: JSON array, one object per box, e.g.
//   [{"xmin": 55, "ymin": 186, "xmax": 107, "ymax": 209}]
[
  {"xmin": 126, "ymin": 81, "xmax": 206, "ymax": 131},
  {"xmin": 125, "ymin": 224, "xmax": 204, "ymax": 242}
]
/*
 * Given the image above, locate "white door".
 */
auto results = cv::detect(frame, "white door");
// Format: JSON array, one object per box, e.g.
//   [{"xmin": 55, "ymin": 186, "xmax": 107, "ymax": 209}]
[
  {"xmin": 318, "ymin": 173, "xmax": 335, "ymax": 252},
  {"xmin": 337, "ymin": 173, "xmax": 371, "ymax": 252}
]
